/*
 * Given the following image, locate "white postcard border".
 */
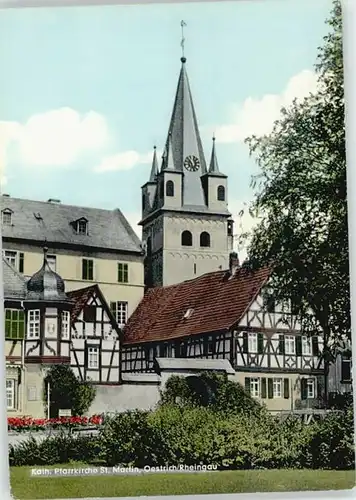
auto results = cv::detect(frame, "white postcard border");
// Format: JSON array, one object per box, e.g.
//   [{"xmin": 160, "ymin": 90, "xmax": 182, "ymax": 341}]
[{"xmin": 0, "ymin": 0, "xmax": 354, "ymax": 499}]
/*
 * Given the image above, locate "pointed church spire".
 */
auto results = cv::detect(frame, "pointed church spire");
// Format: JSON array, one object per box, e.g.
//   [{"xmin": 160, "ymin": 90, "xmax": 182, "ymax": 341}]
[
  {"xmin": 148, "ymin": 146, "xmax": 159, "ymax": 182},
  {"xmin": 165, "ymin": 58, "xmax": 207, "ymax": 176},
  {"xmin": 162, "ymin": 132, "xmax": 175, "ymax": 171},
  {"xmin": 209, "ymin": 136, "xmax": 220, "ymax": 173}
]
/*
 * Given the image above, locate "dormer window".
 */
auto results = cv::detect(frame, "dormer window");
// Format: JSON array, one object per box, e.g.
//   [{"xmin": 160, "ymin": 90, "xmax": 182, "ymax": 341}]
[
  {"xmin": 2, "ymin": 209, "xmax": 13, "ymax": 226},
  {"xmin": 73, "ymin": 218, "xmax": 88, "ymax": 235}
]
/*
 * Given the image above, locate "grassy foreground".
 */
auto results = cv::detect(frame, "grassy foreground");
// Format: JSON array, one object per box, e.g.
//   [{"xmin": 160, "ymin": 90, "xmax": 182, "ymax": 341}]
[{"xmin": 10, "ymin": 465, "xmax": 355, "ymax": 499}]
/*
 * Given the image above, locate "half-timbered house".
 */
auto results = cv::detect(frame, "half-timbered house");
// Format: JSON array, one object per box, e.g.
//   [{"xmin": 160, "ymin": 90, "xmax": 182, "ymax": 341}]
[
  {"xmin": 122, "ymin": 253, "xmax": 325, "ymax": 412},
  {"xmin": 4, "ymin": 247, "xmax": 121, "ymax": 418}
]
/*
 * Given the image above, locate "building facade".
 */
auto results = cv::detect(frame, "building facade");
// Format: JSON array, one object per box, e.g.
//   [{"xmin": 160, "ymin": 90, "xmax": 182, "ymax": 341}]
[
  {"xmin": 122, "ymin": 254, "xmax": 326, "ymax": 412},
  {"xmin": 140, "ymin": 56, "xmax": 234, "ymax": 288},
  {"xmin": 1, "ymin": 196, "xmax": 145, "ymax": 328},
  {"xmin": 5, "ymin": 249, "xmax": 121, "ymax": 418}
]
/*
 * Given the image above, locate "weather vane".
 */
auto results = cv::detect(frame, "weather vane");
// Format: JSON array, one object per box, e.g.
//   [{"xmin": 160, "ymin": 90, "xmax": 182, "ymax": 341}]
[{"xmin": 180, "ymin": 20, "xmax": 187, "ymax": 58}]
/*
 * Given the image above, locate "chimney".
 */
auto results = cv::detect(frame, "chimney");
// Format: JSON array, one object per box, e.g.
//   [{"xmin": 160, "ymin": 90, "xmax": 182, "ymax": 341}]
[
  {"xmin": 229, "ymin": 252, "xmax": 240, "ymax": 277},
  {"xmin": 47, "ymin": 198, "xmax": 61, "ymax": 203}
]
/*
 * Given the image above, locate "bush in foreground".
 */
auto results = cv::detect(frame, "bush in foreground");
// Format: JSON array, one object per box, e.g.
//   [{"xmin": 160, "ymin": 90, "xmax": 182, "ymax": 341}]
[{"xmin": 9, "ymin": 404, "xmax": 354, "ymax": 470}]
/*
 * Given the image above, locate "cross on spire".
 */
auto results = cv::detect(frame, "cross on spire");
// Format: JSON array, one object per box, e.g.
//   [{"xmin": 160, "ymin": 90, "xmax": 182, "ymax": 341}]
[{"xmin": 180, "ymin": 20, "xmax": 187, "ymax": 61}]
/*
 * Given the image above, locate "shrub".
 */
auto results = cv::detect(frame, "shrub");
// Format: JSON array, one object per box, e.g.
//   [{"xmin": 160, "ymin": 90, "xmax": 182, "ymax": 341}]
[
  {"xmin": 9, "ymin": 433, "xmax": 102, "ymax": 466},
  {"xmin": 44, "ymin": 365, "xmax": 96, "ymax": 417},
  {"xmin": 159, "ymin": 372, "xmax": 264, "ymax": 416},
  {"xmin": 307, "ymin": 406, "xmax": 354, "ymax": 469},
  {"xmin": 9, "ymin": 404, "xmax": 353, "ymax": 470},
  {"xmin": 99, "ymin": 410, "xmax": 159, "ymax": 467}
]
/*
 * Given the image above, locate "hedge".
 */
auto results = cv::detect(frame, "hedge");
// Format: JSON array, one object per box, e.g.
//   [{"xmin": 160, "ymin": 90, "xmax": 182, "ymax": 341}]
[{"xmin": 9, "ymin": 405, "xmax": 354, "ymax": 470}]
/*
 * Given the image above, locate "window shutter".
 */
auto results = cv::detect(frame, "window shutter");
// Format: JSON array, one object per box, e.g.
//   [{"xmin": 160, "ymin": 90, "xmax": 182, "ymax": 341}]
[
  {"xmin": 19, "ymin": 253, "xmax": 24, "ymax": 273},
  {"xmin": 261, "ymin": 378, "xmax": 267, "ymax": 398},
  {"xmin": 296, "ymin": 336, "xmax": 302, "ymax": 356},
  {"xmin": 312, "ymin": 337, "xmax": 319, "ymax": 356},
  {"xmin": 278, "ymin": 335, "xmax": 285, "ymax": 354},
  {"xmin": 89, "ymin": 260, "xmax": 93, "ymax": 280},
  {"xmin": 242, "ymin": 332, "xmax": 248, "ymax": 353},
  {"xmin": 300, "ymin": 379, "xmax": 307, "ymax": 400},
  {"xmin": 267, "ymin": 378, "xmax": 273, "ymax": 399},
  {"xmin": 82, "ymin": 260, "xmax": 86, "ymax": 279},
  {"xmin": 283, "ymin": 378, "xmax": 290, "ymax": 399},
  {"xmin": 244, "ymin": 377, "xmax": 251, "ymax": 394},
  {"xmin": 341, "ymin": 357, "xmax": 351, "ymax": 381},
  {"xmin": 257, "ymin": 333, "xmax": 264, "ymax": 354}
]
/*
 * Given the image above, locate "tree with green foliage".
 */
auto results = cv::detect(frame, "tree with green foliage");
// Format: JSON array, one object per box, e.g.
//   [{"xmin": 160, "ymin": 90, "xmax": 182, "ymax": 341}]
[
  {"xmin": 44, "ymin": 364, "xmax": 96, "ymax": 417},
  {"xmin": 159, "ymin": 372, "xmax": 264, "ymax": 416},
  {"xmin": 243, "ymin": 0, "xmax": 347, "ymax": 373}
]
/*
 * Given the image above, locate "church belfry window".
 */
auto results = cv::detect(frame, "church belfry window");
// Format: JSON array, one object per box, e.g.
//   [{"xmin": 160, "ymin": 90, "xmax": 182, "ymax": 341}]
[
  {"xmin": 217, "ymin": 185, "xmax": 225, "ymax": 201},
  {"xmin": 142, "ymin": 193, "xmax": 146, "ymax": 211},
  {"xmin": 181, "ymin": 230, "xmax": 192, "ymax": 246},
  {"xmin": 166, "ymin": 180, "xmax": 174, "ymax": 197},
  {"xmin": 200, "ymin": 231, "xmax": 211, "ymax": 247}
]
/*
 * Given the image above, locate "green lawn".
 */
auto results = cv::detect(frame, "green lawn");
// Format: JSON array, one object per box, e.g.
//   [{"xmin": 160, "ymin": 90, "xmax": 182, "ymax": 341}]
[{"xmin": 10, "ymin": 464, "xmax": 355, "ymax": 499}]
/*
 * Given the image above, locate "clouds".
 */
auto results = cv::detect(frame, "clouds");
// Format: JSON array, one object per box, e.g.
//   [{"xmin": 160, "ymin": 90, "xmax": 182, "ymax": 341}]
[
  {"xmin": 214, "ymin": 69, "xmax": 319, "ymax": 144},
  {"xmin": 94, "ymin": 149, "xmax": 161, "ymax": 173},
  {"xmin": 0, "ymin": 107, "xmax": 155, "ymax": 179},
  {"xmin": 0, "ymin": 108, "xmax": 110, "ymax": 171}
]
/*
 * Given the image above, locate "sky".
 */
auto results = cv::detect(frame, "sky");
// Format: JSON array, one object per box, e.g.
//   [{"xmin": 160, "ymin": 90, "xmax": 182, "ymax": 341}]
[{"xmin": 0, "ymin": 0, "xmax": 334, "ymax": 255}]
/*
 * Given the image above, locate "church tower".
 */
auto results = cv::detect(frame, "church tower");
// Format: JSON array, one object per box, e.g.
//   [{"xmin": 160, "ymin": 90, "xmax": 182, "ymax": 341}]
[{"xmin": 140, "ymin": 36, "xmax": 234, "ymax": 288}]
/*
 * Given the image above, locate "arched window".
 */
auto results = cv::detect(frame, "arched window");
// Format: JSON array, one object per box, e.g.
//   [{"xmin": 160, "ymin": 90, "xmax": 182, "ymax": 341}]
[
  {"xmin": 142, "ymin": 193, "xmax": 146, "ymax": 211},
  {"xmin": 217, "ymin": 185, "xmax": 225, "ymax": 201},
  {"xmin": 166, "ymin": 180, "xmax": 174, "ymax": 197},
  {"xmin": 181, "ymin": 230, "xmax": 192, "ymax": 246},
  {"xmin": 200, "ymin": 231, "xmax": 211, "ymax": 247}
]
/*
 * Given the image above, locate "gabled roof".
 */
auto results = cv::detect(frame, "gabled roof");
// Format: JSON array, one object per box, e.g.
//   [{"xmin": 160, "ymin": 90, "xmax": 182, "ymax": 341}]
[
  {"xmin": 123, "ymin": 265, "xmax": 271, "ymax": 345},
  {"xmin": 67, "ymin": 284, "xmax": 121, "ymax": 335},
  {"xmin": 3, "ymin": 257, "xmax": 27, "ymax": 300},
  {"xmin": 1, "ymin": 196, "xmax": 142, "ymax": 254}
]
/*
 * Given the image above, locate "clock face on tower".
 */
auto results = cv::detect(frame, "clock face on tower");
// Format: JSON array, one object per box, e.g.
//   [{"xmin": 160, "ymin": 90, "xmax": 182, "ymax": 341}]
[{"xmin": 184, "ymin": 155, "xmax": 200, "ymax": 172}]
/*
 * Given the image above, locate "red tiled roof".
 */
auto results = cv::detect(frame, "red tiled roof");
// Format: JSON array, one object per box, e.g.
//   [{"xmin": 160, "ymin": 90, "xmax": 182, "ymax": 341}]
[
  {"xmin": 123, "ymin": 266, "xmax": 271, "ymax": 345},
  {"xmin": 67, "ymin": 285, "xmax": 97, "ymax": 323}
]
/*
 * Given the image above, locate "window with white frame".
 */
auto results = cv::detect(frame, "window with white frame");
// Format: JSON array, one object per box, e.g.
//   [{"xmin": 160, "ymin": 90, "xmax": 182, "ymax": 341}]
[
  {"xmin": 2, "ymin": 209, "xmax": 12, "ymax": 225},
  {"xmin": 76, "ymin": 219, "xmax": 88, "ymax": 235},
  {"xmin": 250, "ymin": 378, "xmax": 260, "ymax": 398},
  {"xmin": 285, "ymin": 336, "xmax": 295, "ymax": 355},
  {"xmin": 61, "ymin": 311, "xmax": 70, "ymax": 339},
  {"xmin": 3, "ymin": 250, "xmax": 24, "ymax": 273},
  {"xmin": 47, "ymin": 255, "xmax": 57, "ymax": 272},
  {"xmin": 27, "ymin": 310, "xmax": 40, "ymax": 338},
  {"xmin": 110, "ymin": 301, "xmax": 128, "ymax": 327},
  {"xmin": 88, "ymin": 347, "xmax": 99, "ymax": 369},
  {"xmin": 307, "ymin": 379, "xmax": 315, "ymax": 399},
  {"xmin": 273, "ymin": 378, "xmax": 282, "ymax": 398},
  {"xmin": 6, "ymin": 380, "xmax": 15, "ymax": 409},
  {"xmin": 302, "ymin": 336, "xmax": 312, "ymax": 355},
  {"xmin": 4, "ymin": 250, "xmax": 17, "ymax": 267},
  {"xmin": 248, "ymin": 333, "xmax": 258, "ymax": 353}
]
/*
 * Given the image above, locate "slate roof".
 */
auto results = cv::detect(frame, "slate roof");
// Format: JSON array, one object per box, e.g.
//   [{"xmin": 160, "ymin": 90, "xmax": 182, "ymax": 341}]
[
  {"xmin": 164, "ymin": 58, "xmax": 207, "ymax": 176},
  {"xmin": 123, "ymin": 265, "xmax": 271, "ymax": 345},
  {"xmin": 3, "ymin": 257, "xmax": 27, "ymax": 300},
  {"xmin": 26, "ymin": 248, "xmax": 69, "ymax": 302},
  {"xmin": 1, "ymin": 196, "xmax": 142, "ymax": 253}
]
